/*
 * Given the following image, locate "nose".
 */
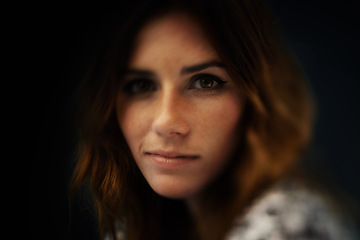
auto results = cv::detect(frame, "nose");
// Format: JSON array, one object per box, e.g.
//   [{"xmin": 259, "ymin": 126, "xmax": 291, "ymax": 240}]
[{"xmin": 152, "ymin": 90, "xmax": 190, "ymax": 138}]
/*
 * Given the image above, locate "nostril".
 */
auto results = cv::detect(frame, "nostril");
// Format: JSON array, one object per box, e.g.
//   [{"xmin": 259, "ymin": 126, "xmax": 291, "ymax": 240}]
[
  {"xmin": 153, "ymin": 119, "xmax": 190, "ymax": 137},
  {"xmin": 152, "ymin": 112, "xmax": 190, "ymax": 137}
]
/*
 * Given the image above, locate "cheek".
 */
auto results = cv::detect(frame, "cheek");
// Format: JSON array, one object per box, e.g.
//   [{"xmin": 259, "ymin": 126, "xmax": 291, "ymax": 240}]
[
  {"xmin": 195, "ymin": 94, "xmax": 243, "ymax": 148},
  {"xmin": 193, "ymin": 94, "xmax": 243, "ymax": 177},
  {"xmin": 116, "ymin": 100, "xmax": 151, "ymax": 153},
  {"xmin": 184, "ymin": 94, "xmax": 243, "ymax": 193}
]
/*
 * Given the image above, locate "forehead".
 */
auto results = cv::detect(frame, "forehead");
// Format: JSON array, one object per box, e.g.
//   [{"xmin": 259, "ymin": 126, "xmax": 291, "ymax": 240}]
[{"xmin": 129, "ymin": 13, "xmax": 218, "ymax": 67}]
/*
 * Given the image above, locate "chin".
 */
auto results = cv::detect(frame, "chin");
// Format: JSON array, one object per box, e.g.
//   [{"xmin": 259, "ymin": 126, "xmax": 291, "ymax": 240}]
[{"xmin": 147, "ymin": 176, "xmax": 201, "ymax": 199}]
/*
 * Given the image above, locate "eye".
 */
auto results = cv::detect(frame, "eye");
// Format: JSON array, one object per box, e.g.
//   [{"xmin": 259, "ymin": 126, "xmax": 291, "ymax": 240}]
[
  {"xmin": 123, "ymin": 78, "xmax": 156, "ymax": 95},
  {"xmin": 189, "ymin": 74, "xmax": 228, "ymax": 90}
]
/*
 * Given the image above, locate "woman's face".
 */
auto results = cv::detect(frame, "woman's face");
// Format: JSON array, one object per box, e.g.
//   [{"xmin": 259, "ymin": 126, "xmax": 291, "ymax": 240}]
[{"xmin": 116, "ymin": 13, "xmax": 244, "ymax": 199}]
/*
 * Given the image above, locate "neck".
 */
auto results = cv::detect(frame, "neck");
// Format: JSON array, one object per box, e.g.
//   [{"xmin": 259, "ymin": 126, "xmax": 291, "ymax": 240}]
[
  {"xmin": 185, "ymin": 174, "xmax": 238, "ymax": 240},
  {"xmin": 185, "ymin": 192, "xmax": 204, "ymax": 228}
]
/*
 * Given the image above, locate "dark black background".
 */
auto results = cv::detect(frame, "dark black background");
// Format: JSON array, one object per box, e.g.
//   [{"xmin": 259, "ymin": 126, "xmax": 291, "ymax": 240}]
[{"xmin": 28, "ymin": 1, "xmax": 359, "ymax": 239}]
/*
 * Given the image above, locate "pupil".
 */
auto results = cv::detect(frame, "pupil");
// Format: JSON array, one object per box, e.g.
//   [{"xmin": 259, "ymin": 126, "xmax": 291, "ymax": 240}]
[
  {"xmin": 138, "ymin": 80, "xmax": 150, "ymax": 90},
  {"xmin": 200, "ymin": 78, "xmax": 214, "ymax": 88}
]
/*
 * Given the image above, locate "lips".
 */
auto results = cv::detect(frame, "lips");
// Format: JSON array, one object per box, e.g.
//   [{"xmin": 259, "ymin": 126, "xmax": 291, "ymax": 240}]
[
  {"xmin": 145, "ymin": 150, "xmax": 199, "ymax": 158},
  {"xmin": 144, "ymin": 150, "xmax": 199, "ymax": 168}
]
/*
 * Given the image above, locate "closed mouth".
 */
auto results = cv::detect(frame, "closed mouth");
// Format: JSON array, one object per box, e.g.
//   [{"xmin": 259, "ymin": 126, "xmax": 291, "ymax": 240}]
[
  {"xmin": 144, "ymin": 150, "xmax": 200, "ymax": 168},
  {"xmin": 144, "ymin": 152, "xmax": 199, "ymax": 159}
]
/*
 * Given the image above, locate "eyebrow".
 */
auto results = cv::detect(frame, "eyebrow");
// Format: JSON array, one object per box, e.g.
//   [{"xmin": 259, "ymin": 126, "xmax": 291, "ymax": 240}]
[
  {"xmin": 124, "ymin": 69, "xmax": 155, "ymax": 77},
  {"xmin": 180, "ymin": 60, "xmax": 224, "ymax": 75},
  {"xmin": 124, "ymin": 60, "xmax": 224, "ymax": 77}
]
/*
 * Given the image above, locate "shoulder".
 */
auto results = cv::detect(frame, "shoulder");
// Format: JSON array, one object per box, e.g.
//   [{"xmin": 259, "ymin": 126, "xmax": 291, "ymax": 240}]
[{"xmin": 225, "ymin": 179, "xmax": 359, "ymax": 240}]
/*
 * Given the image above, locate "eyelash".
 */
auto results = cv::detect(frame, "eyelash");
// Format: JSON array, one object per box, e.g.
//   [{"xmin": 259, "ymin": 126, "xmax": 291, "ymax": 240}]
[
  {"xmin": 188, "ymin": 74, "xmax": 228, "ymax": 93},
  {"xmin": 123, "ymin": 78, "xmax": 156, "ymax": 95},
  {"xmin": 123, "ymin": 73, "xmax": 228, "ymax": 95}
]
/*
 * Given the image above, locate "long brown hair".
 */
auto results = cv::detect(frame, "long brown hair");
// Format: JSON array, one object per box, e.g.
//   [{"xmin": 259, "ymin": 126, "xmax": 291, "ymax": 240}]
[{"xmin": 71, "ymin": 0, "xmax": 314, "ymax": 239}]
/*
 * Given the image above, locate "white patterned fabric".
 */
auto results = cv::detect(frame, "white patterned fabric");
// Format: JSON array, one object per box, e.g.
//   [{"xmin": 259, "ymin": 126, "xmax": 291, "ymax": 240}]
[{"xmin": 225, "ymin": 180, "xmax": 358, "ymax": 240}]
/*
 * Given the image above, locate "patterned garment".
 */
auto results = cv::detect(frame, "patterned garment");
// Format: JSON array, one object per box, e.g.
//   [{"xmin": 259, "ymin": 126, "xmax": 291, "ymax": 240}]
[
  {"xmin": 107, "ymin": 180, "xmax": 358, "ymax": 239},
  {"xmin": 225, "ymin": 180, "xmax": 359, "ymax": 240}
]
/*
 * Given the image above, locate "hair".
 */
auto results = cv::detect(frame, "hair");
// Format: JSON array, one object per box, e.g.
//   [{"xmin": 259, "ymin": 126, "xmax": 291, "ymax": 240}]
[{"xmin": 71, "ymin": 0, "xmax": 314, "ymax": 239}]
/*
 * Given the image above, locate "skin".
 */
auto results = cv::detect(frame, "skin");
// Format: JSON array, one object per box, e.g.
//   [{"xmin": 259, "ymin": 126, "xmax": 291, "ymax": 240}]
[{"xmin": 116, "ymin": 13, "xmax": 244, "ymax": 206}]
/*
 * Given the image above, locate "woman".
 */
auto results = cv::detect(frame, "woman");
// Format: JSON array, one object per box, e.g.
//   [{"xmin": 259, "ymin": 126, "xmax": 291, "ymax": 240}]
[{"xmin": 71, "ymin": 0, "xmax": 357, "ymax": 239}]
